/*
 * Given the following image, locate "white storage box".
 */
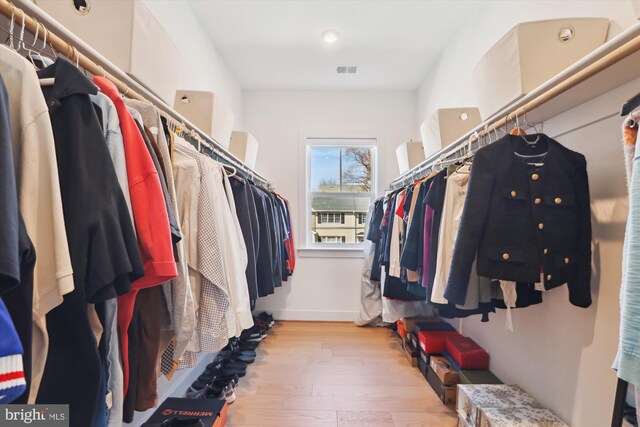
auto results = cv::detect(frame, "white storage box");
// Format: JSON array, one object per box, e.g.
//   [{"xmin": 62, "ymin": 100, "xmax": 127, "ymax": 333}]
[
  {"xmin": 457, "ymin": 384, "xmax": 541, "ymax": 427},
  {"xmin": 420, "ymin": 108, "xmax": 481, "ymax": 157},
  {"xmin": 229, "ymin": 131, "xmax": 259, "ymax": 169},
  {"xmin": 174, "ymin": 90, "xmax": 235, "ymax": 149},
  {"xmin": 37, "ymin": 0, "xmax": 181, "ymax": 103},
  {"xmin": 472, "ymin": 18, "xmax": 609, "ymax": 119},
  {"xmin": 479, "ymin": 407, "xmax": 568, "ymax": 427},
  {"xmin": 396, "ymin": 140, "xmax": 425, "ymax": 173}
]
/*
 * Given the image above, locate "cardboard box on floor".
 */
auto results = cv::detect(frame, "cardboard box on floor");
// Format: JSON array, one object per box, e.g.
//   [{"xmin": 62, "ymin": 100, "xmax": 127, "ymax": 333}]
[
  {"xmin": 405, "ymin": 341, "xmax": 419, "ymax": 368},
  {"xmin": 426, "ymin": 365, "xmax": 457, "ymax": 405},
  {"xmin": 402, "ymin": 316, "xmax": 442, "ymax": 334},
  {"xmin": 142, "ymin": 398, "xmax": 227, "ymax": 427},
  {"xmin": 430, "ymin": 356, "xmax": 460, "ymax": 386}
]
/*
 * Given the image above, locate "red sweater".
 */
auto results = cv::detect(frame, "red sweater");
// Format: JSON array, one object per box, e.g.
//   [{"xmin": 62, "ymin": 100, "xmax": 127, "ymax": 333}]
[{"xmin": 93, "ymin": 77, "xmax": 177, "ymax": 395}]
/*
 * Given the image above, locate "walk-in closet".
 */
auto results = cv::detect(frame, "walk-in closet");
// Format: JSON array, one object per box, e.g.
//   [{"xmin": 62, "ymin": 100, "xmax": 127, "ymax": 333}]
[{"xmin": 0, "ymin": 1, "xmax": 639, "ymax": 426}]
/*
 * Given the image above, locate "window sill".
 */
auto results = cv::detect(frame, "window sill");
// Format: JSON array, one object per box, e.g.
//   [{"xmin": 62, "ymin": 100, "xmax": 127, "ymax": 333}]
[{"xmin": 297, "ymin": 247, "xmax": 366, "ymax": 259}]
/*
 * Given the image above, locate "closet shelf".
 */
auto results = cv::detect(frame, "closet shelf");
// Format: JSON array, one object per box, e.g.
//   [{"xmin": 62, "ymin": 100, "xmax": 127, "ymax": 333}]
[
  {"xmin": 525, "ymin": 43, "xmax": 640, "ymax": 125},
  {"xmin": 6, "ymin": 0, "xmax": 271, "ymax": 188},
  {"xmin": 393, "ymin": 22, "xmax": 640, "ymax": 189}
]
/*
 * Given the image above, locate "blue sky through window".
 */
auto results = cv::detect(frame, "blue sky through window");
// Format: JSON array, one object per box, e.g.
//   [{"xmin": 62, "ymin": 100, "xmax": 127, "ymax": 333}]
[{"xmin": 310, "ymin": 147, "xmax": 340, "ymax": 191}]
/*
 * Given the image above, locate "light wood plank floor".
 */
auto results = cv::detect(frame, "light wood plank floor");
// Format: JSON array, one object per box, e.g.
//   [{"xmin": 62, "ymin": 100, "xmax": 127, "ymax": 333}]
[{"xmin": 227, "ymin": 321, "xmax": 457, "ymax": 427}]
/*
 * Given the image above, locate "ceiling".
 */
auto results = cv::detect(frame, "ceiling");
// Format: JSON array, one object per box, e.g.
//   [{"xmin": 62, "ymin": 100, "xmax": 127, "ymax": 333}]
[{"xmin": 187, "ymin": 0, "xmax": 486, "ymax": 90}]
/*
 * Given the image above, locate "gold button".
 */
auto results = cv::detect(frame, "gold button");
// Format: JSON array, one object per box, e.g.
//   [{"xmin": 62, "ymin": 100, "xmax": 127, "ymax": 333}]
[
  {"xmin": 502, "ymin": 253, "xmax": 510, "ymax": 260},
  {"xmin": 543, "ymin": 248, "xmax": 549, "ymax": 255},
  {"xmin": 534, "ymin": 198, "xmax": 541, "ymax": 205},
  {"xmin": 511, "ymin": 191, "xmax": 517, "ymax": 198},
  {"xmin": 547, "ymin": 274, "xmax": 552, "ymax": 281},
  {"xmin": 531, "ymin": 173, "xmax": 539, "ymax": 181},
  {"xmin": 564, "ymin": 257, "xmax": 570, "ymax": 264},
  {"xmin": 538, "ymin": 223, "xmax": 544, "ymax": 230},
  {"xmin": 555, "ymin": 197, "xmax": 562, "ymax": 204}
]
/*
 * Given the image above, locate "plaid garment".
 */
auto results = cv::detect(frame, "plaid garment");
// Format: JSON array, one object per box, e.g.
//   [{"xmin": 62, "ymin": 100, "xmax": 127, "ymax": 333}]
[{"xmin": 174, "ymin": 141, "xmax": 230, "ymax": 354}]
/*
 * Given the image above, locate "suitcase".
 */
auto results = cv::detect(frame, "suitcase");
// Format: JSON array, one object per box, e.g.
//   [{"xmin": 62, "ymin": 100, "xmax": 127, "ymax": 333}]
[{"xmin": 446, "ymin": 335, "xmax": 489, "ymax": 370}]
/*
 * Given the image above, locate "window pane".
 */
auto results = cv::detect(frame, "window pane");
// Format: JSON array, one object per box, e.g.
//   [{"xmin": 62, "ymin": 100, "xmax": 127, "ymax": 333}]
[
  {"xmin": 341, "ymin": 147, "xmax": 373, "ymax": 192},
  {"xmin": 310, "ymin": 147, "xmax": 340, "ymax": 192},
  {"xmin": 311, "ymin": 195, "xmax": 370, "ymax": 244}
]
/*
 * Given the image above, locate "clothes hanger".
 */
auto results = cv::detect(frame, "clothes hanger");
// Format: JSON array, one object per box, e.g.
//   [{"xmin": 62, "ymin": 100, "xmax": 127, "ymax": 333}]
[
  {"xmin": 520, "ymin": 109, "xmax": 541, "ymax": 145},
  {"xmin": 30, "ymin": 26, "xmax": 57, "ymax": 67},
  {"xmin": 620, "ymin": 91, "xmax": 640, "ymax": 117},
  {"xmin": 509, "ymin": 111, "xmax": 526, "ymax": 136},
  {"xmin": 222, "ymin": 164, "xmax": 237, "ymax": 178}
]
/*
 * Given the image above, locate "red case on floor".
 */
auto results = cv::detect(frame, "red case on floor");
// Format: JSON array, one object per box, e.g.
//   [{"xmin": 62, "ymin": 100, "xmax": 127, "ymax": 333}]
[
  {"xmin": 445, "ymin": 335, "xmax": 489, "ymax": 369},
  {"xmin": 417, "ymin": 330, "xmax": 460, "ymax": 354},
  {"xmin": 397, "ymin": 319, "xmax": 407, "ymax": 338}
]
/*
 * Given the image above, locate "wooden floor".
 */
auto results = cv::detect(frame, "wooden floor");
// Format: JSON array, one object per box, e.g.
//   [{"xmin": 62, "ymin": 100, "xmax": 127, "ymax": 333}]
[{"xmin": 227, "ymin": 321, "xmax": 457, "ymax": 427}]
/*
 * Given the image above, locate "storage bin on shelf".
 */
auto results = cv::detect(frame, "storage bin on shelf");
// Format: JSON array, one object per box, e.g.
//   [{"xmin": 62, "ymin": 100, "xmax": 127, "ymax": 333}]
[
  {"xmin": 229, "ymin": 131, "xmax": 259, "ymax": 169},
  {"xmin": 472, "ymin": 18, "xmax": 609, "ymax": 119},
  {"xmin": 174, "ymin": 90, "xmax": 236, "ymax": 149},
  {"xmin": 396, "ymin": 140, "xmax": 426, "ymax": 173},
  {"xmin": 420, "ymin": 107, "xmax": 482, "ymax": 157},
  {"xmin": 38, "ymin": 0, "xmax": 181, "ymax": 103}
]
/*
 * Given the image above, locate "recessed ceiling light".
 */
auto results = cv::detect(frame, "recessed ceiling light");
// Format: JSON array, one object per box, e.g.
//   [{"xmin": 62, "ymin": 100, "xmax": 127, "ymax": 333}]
[
  {"xmin": 321, "ymin": 29, "xmax": 340, "ymax": 44},
  {"xmin": 459, "ymin": 112, "xmax": 469, "ymax": 121},
  {"xmin": 180, "ymin": 95, "xmax": 190, "ymax": 104}
]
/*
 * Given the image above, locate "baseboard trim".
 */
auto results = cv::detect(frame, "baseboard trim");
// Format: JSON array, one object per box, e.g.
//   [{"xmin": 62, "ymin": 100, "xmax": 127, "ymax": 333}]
[{"xmin": 267, "ymin": 310, "xmax": 359, "ymax": 322}]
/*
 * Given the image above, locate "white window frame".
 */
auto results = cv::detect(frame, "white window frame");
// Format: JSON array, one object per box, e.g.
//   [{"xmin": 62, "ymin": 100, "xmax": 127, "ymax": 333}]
[{"xmin": 299, "ymin": 132, "xmax": 380, "ymax": 257}]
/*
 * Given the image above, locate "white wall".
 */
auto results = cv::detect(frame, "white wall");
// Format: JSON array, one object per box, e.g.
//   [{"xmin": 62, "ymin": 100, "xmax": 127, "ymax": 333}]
[
  {"xmin": 143, "ymin": 0, "xmax": 244, "ymax": 128},
  {"xmin": 244, "ymin": 90, "xmax": 417, "ymax": 320},
  {"xmin": 416, "ymin": 0, "xmax": 638, "ymax": 131}
]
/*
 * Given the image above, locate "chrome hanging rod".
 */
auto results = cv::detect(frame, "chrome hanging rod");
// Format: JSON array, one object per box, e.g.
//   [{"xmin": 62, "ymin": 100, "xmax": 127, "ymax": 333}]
[{"xmin": 391, "ymin": 21, "xmax": 640, "ymax": 190}]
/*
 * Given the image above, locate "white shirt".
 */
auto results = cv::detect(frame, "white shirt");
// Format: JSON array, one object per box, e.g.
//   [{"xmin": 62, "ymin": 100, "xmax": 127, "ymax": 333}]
[{"xmin": 0, "ymin": 45, "xmax": 74, "ymax": 403}]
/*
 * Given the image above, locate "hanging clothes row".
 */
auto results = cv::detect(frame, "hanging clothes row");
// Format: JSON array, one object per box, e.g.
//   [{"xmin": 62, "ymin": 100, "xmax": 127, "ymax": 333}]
[
  {"xmin": 365, "ymin": 132, "xmax": 592, "ymax": 328},
  {"xmin": 0, "ymin": 47, "xmax": 295, "ymax": 427}
]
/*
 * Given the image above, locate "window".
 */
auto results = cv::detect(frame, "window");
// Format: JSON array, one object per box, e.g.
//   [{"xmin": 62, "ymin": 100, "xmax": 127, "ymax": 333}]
[
  {"xmin": 321, "ymin": 236, "xmax": 346, "ymax": 243},
  {"xmin": 307, "ymin": 138, "xmax": 376, "ymax": 247},
  {"xmin": 319, "ymin": 213, "xmax": 344, "ymax": 224}
]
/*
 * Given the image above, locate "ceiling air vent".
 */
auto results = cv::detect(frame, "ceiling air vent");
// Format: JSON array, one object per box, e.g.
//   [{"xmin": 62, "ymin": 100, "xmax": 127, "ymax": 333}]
[{"xmin": 337, "ymin": 66, "xmax": 357, "ymax": 74}]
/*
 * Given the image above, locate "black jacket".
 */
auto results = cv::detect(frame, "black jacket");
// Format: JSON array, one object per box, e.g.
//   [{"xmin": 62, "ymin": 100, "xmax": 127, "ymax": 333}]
[{"xmin": 445, "ymin": 134, "xmax": 592, "ymax": 308}]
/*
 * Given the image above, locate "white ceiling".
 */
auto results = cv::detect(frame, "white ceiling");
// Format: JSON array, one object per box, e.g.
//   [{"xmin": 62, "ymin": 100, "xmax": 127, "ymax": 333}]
[{"xmin": 187, "ymin": 0, "xmax": 486, "ymax": 90}]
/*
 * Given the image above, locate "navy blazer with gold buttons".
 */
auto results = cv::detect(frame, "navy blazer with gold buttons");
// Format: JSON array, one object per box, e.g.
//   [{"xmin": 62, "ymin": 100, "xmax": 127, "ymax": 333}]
[{"xmin": 444, "ymin": 134, "xmax": 592, "ymax": 308}]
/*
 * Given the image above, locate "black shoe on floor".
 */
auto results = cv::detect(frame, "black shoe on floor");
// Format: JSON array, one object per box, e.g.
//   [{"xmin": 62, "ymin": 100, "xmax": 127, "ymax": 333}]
[
  {"xmin": 256, "ymin": 312, "xmax": 275, "ymax": 328},
  {"xmin": 215, "ymin": 349, "xmax": 256, "ymax": 363},
  {"xmin": 185, "ymin": 379, "xmax": 226, "ymax": 399},
  {"xmin": 240, "ymin": 325, "xmax": 267, "ymax": 343},
  {"xmin": 189, "ymin": 373, "xmax": 239, "ymax": 393}
]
